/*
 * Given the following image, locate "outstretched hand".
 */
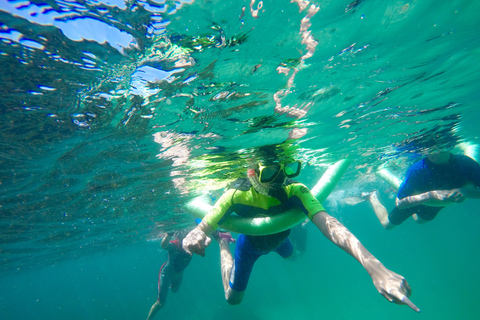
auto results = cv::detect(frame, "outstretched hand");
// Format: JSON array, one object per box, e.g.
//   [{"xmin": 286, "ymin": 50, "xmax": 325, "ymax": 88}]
[
  {"xmin": 371, "ymin": 266, "xmax": 420, "ymax": 312},
  {"xmin": 445, "ymin": 189, "xmax": 466, "ymax": 203},
  {"xmin": 182, "ymin": 227, "xmax": 212, "ymax": 257},
  {"xmin": 312, "ymin": 212, "xmax": 420, "ymax": 312},
  {"xmin": 431, "ymin": 189, "xmax": 466, "ymax": 203}
]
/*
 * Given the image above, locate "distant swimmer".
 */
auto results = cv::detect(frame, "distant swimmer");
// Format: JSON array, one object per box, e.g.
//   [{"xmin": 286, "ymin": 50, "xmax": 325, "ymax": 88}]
[
  {"xmin": 146, "ymin": 231, "xmax": 192, "ymax": 320},
  {"xmin": 182, "ymin": 144, "xmax": 420, "ymax": 312},
  {"xmin": 364, "ymin": 148, "xmax": 480, "ymax": 229},
  {"xmin": 146, "ymin": 228, "xmax": 234, "ymax": 320}
]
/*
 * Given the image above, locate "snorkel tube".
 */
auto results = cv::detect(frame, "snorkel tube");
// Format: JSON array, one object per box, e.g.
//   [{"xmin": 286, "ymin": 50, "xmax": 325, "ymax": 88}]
[{"xmin": 184, "ymin": 158, "xmax": 351, "ymax": 235}]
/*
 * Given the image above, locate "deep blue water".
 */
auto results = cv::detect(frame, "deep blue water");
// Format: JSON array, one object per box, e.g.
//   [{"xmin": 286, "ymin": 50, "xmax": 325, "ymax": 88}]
[{"xmin": 1, "ymin": 0, "xmax": 480, "ymax": 319}]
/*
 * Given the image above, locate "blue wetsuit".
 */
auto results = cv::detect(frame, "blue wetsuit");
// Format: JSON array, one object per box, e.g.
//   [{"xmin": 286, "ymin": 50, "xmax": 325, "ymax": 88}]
[{"xmin": 389, "ymin": 154, "xmax": 480, "ymax": 225}]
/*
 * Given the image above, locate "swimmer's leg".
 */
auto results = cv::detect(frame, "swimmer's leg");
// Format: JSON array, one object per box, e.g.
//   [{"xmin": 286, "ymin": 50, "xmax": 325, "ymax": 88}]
[
  {"xmin": 412, "ymin": 214, "xmax": 428, "ymax": 224},
  {"xmin": 363, "ymin": 191, "xmax": 395, "ymax": 229},
  {"xmin": 277, "ymin": 237, "xmax": 296, "ymax": 261},
  {"xmin": 147, "ymin": 301, "xmax": 161, "ymax": 320},
  {"xmin": 412, "ymin": 206, "xmax": 442, "ymax": 224},
  {"xmin": 217, "ymin": 236, "xmax": 245, "ymax": 304},
  {"xmin": 147, "ymin": 265, "xmax": 170, "ymax": 320},
  {"xmin": 170, "ymin": 272, "xmax": 183, "ymax": 293}
]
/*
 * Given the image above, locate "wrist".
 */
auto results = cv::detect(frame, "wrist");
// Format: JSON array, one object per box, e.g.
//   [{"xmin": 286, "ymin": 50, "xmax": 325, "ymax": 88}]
[
  {"xmin": 364, "ymin": 258, "xmax": 386, "ymax": 277},
  {"xmin": 197, "ymin": 220, "xmax": 214, "ymax": 236}
]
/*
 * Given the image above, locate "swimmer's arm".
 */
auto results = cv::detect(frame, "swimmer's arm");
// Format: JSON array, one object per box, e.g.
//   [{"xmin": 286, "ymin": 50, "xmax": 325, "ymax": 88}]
[
  {"xmin": 395, "ymin": 192, "xmax": 438, "ymax": 209},
  {"xmin": 311, "ymin": 211, "xmax": 420, "ymax": 312},
  {"xmin": 202, "ymin": 188, "xmax": 236, "ymax": 230},
  {"xmin": 395, "ymin": 187, "xmax": 479, "ymax": 209},
  {"xmin": 161, "ymin": 232, "xmax": 173, "ymax": 249},
  {"xmin": 182, "ymin": 190, "xmax": 235, "ymax": 256}
]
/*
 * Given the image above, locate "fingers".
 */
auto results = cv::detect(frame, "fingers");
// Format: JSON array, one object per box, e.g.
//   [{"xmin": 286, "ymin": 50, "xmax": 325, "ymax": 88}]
[
  {"xmin": 380, "ymin": 291, "xmax": 394, "ymax": 303},
  {"xmin": 401, "ymin": 295, "xmax": 421, "ymax": 312},
  {"xmin": 205, "ymin": 236, "xmax": 212, "ymax": 248},
  {"xmin": 447, "ymin": 190, "xmax": 466, "ymax": 203},
  {"xmin": 452, "ymin": 197, "xmax": 463, "ymax": 203},
  {"xmin": 190, "ymin": 246, "xmax": 205, "ymax": 257},
  {"xmin": 189, "ymin": 237, "xmax": 210, "ymax": 257},
  {"xmin": 387, "ymin": 289, "xmax": 421, "ymax": 313},
  {"xmin": 182, "ymin": 244, "xmax": 193, "ymax": 256},
  {"xmin": 402, "ymin": 279, "xmax": 412, "ymax": 297},
  {"xmin": 453, "ymin": 193, "xmax": 466, "ymax": 203},
  {"xmin": 182, "ymin": 241, "xmax": 205, "ymax": 257},
  {"xmin": 193, "ymin": 243, "xmax": 206, "ymax": 257}
]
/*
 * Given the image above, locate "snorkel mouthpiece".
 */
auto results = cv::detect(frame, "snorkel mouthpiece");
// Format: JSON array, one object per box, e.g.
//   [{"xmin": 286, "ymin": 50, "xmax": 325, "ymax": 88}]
[{"xmin": 248, "ymin": 174, "xmax": 271, "ymax": 196}]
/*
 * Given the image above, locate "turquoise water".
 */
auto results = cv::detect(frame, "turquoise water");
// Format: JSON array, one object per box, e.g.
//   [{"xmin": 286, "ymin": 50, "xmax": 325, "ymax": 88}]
[{"xmin": 1, "ymin": 0, "xmax": 480, "ymax": 319}]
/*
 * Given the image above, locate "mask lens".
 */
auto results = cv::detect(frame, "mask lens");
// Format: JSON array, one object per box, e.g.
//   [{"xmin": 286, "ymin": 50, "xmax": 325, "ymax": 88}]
[
  {"xmin": 284, "ymin": 162, "xmax": 301, "ymax": 178},
  {"xmin": 259, "ymin": 165, "xmax": 281, "ymax": 183}
]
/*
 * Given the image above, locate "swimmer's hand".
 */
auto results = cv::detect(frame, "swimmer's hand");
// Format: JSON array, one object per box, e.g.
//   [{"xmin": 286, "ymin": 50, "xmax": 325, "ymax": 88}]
[
  {"xmin": 430, "ymin": 189, "xmax": 466, "ymax": 203},
  {"xmin": 182, "ymin": 221, "xmax": 213, "ymax": 257},
  {"xmin": 311, "ymin": 212, "xmax": 419, "ymax": 312},
  {"xmin": 369, "ymin": 261, "xmax": 420, "ymax": 312},
  {"xmin": 161, "ymin": 232, "xmax": 174, "ymax": 249},
  {"xmin": 396, "ymin": 189, "xmax": 465, "ymax": 208}
]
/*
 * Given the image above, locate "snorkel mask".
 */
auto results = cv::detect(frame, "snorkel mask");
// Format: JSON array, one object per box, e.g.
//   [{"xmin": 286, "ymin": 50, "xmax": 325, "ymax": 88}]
[
  {"xmin": 257, "ymin": 162, "xmax": 302, "ymax": 183},
  {"xmin": 247, "ymin": 161, "xmax": 302, "ymax": 195}
]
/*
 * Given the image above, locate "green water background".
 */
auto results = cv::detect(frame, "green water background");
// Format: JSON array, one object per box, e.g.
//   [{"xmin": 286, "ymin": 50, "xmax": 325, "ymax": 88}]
[
  {"xmin": 2, "ymin": 194, "xmax": 479, "ymax": 320},
  {"xmin": 1, "ymin": 0, "xmax": 480, "ymax": 319}
]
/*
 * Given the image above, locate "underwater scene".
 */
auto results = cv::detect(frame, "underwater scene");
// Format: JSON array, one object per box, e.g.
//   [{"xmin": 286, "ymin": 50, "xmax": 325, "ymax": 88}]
[{"xmin": 1, "ymin": 0, "xmax": 480, "ymax": 319}]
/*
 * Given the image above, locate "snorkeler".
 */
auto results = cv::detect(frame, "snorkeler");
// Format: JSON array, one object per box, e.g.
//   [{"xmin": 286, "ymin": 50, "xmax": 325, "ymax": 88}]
[
  {"xmin": 182, "ymin": 146, "xmax": 420, "ymax": 312},
  {"xmin": 364, "ymin": 149, "xmax": 480, "ymax": 229}
]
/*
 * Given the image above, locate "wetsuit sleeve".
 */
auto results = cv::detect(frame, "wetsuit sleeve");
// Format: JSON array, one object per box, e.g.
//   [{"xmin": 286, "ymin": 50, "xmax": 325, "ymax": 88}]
[
  {"xmin": 288, "ymin": 183, "xmax": 325, "ymax": 220},
  {"xmin": 202, "ymin": 189, "xmax": 236, "ymax": 230},
  {"xmin": 397, "ymin": 161, "xmax": 424, "ymax": 199}
]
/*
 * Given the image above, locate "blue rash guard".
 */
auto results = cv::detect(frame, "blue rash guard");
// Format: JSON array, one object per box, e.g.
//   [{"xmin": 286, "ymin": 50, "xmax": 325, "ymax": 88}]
[{"xmin": 388, "ymin": 154, "xmax": 480, "ymax": 225}]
